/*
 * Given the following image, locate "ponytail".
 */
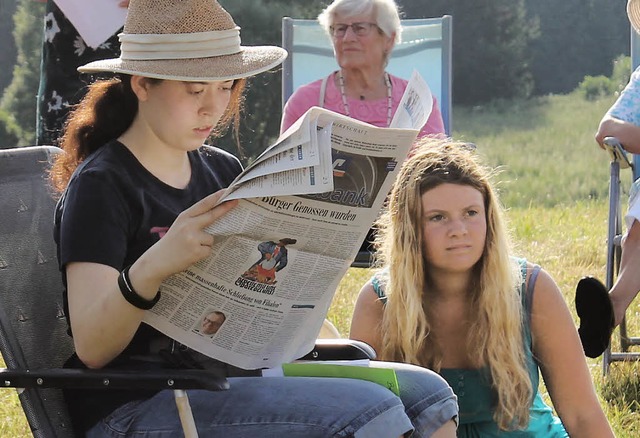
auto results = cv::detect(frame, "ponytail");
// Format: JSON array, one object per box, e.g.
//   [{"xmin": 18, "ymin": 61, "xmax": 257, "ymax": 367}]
[{"xmin": 50, "ymin": 76, "xmax": 137, "ymax": 193}]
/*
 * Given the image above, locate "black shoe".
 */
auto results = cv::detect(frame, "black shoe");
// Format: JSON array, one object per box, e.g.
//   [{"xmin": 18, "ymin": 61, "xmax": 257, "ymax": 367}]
[{"xmin": 575, "ymin": 276, "xmax": 615, "ymax": 358}]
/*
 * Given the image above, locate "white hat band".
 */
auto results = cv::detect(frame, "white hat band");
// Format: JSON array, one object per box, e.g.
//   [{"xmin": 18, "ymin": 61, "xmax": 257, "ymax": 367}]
[{"xmin": 119, "ymin": 28, "xmax": 242, "ymax": 60}]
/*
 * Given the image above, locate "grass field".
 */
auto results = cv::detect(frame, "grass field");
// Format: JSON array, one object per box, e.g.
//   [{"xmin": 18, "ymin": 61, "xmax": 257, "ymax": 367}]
[{"xmin": 3, "ymin": 91, "xmax": 640, "ymax": 436}]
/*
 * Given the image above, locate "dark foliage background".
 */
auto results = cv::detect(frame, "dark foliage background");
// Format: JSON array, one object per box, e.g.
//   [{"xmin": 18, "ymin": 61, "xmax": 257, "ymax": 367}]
[{"xmin": 0, "ymin": 0, "xmax": 630, "ymax": 157}]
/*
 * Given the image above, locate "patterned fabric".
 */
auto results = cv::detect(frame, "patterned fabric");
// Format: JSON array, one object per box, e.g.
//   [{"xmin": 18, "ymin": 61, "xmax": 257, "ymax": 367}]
[
  {"xmin": 606, "ymin": 66, "xmax": 640, "ymax": 231},
  {"xmin": 36, "ymin": 1, "xmax": 122, "ymax": 146},
  {"xmin": 626, "ymin": 178, "xmax": 640, "ymax": 231},
  {"xmin": 608, "ymin": 65, "xmax": 640, "ymax": 126}
]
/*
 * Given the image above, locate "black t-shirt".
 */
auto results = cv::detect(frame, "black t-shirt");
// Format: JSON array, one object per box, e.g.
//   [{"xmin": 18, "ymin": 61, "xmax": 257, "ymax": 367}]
[{"xmin": 54, "ymin": 140, "xmax": 242, "ymax": 433}]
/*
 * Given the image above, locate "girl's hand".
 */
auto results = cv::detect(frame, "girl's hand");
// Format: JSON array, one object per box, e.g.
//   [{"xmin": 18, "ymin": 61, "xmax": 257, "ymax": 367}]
[
  {"xmin": 66, "ymin": 192, "xmax": 236, "ymax": 368},
  {"xmin": 118, "ymin": 0, "xmax": 130, "ymax": 8},
  {"xmin": 138, "ymin": 191, "xmax": 237, "ymax": 283}
]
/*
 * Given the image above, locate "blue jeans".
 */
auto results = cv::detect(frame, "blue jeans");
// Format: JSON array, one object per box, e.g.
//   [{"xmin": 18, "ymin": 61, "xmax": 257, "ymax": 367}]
[{"xmin": 86, "ymin": 361, "xmax": 457, "ymax": 438}]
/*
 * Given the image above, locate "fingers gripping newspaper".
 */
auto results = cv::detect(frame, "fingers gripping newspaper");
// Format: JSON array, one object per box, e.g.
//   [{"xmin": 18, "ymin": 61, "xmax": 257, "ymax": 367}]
[{"xmin": 143, "ymin": 71, "xmax": 433, "ymax": 369}]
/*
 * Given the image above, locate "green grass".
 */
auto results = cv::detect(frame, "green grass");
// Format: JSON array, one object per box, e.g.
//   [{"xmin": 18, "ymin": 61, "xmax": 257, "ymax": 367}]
[
  {"xmin": 0, "ymin": 386, "xmax": 30, "ymax": 437},
  {"xmin": 3, "ymin": 91, "xmax": 640, "ymax": 436},
  {"xmin": 456, "ymin": 94, "xmax": 622, "ymax": 208}
]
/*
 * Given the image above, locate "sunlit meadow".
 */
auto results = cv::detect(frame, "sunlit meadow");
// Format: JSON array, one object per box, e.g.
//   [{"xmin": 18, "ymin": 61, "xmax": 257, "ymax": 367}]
[{"xmin": 3, "ymin": 93, "xmax": 640, "ymax": 436}]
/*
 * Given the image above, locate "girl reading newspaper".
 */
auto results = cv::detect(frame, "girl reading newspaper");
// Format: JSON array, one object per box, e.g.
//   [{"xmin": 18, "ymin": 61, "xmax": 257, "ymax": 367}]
[{"xmin": 50, "ymin": 0, "xmax": 458, "ymax": 436}]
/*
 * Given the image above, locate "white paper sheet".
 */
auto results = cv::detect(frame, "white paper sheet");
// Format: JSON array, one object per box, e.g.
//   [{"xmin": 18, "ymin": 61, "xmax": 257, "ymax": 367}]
[
  {"xmin": 389, "ymin": 70, "xmax": 433, "ymax": 131},
  {"xmin": 53, "ymin": 0, "xmax": 127, "ymax": 48}
]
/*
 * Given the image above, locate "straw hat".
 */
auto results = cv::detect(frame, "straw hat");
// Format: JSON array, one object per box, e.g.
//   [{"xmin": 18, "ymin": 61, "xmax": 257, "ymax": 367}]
[
  {"xmin": 78, "ymin": 0, "xmax": 287, "ymax": 81},
  {"xmin": 629, "ymin": 0, "xmax": 640, "ymax": 34}
]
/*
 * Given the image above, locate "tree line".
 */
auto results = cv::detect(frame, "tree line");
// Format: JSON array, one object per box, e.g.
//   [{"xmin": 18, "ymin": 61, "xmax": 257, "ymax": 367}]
[{"xmin": 0, "ymin": 0, "xmax": 630, "ymax": 159}]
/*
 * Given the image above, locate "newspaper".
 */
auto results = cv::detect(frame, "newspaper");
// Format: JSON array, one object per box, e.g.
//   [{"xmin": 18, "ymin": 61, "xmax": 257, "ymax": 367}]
[
  {"xmin": 390, "ymin": 70, "xmax": 434, "ymax": 130},
  {"xmin": 142, "ymin": 72, "xmax": 433, "ymax": 369}
]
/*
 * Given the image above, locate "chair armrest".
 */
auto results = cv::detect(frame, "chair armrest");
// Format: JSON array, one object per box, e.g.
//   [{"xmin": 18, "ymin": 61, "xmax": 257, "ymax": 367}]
[
  {"xmin": 0, "ymin": 368, "xmax": 229, "ymax": 391},
  {"xmin": 299, "ymin": 339, "xmax": 377, "ymax": 361},
  {"xmin": 603, "ymin": 137, "xmax": 633, "ymax": 169}
]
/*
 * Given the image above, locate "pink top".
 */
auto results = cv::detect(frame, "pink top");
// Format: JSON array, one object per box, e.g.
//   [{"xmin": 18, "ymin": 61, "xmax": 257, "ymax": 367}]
[{"xmin": 280, "ymin": 71, "xmax": 445, "ymax": 138}]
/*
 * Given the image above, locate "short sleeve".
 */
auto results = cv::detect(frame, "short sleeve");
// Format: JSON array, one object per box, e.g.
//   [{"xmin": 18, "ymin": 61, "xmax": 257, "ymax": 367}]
[
  {"xmin": 609, "ymin": 65, "xmax": 640, "ymax": 126},
  {"xmin": 57, "ymin": 170, "xmax": 130, "ymax": 270}
]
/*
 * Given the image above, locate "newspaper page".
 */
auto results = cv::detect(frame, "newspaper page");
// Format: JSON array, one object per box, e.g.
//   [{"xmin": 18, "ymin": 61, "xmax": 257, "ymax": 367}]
[
  {"xmin": 142, "ymin": 90, "xmax": 430, "ymax": 369},
  {"xmin": 390, "ymin": 69, "xmax": 434, "ymax": 131}
]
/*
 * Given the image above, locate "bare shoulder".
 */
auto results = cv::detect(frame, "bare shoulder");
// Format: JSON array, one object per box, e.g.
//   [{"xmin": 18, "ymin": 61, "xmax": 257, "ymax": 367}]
[
  {"xmin": 350, "ymin": 281, "xmax": 385, "ymax": 354},
  {"xmin": 356, "ymin": 280, "xmax": 384, "ymax": 305},
  {"xmin": 352, "ymin": 281, "xmax": 386, "ymax": 321},
  {"xmin": 524, "ymin": 262, "xmax": 576, "ymax": 344},
  {"xmin": 524, "ymin": 262, "xmax": 564, "ymax": 306}
]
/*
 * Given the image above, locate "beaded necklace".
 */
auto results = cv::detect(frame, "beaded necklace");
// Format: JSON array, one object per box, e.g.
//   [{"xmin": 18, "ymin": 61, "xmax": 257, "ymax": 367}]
[{"xmin": 338, "ymin": 70, "xmax": 393, "ymax": 127}]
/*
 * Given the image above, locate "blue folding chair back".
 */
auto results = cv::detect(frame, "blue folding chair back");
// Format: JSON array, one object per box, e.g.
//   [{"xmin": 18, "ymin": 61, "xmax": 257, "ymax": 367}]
[{"xmin": 281, "ymin": 16, "xmax": 453, "ymax": 135}]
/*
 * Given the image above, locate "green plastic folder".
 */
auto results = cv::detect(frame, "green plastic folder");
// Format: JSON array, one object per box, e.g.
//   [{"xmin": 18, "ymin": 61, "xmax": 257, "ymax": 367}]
[{"xmin": 282, "ymin": 362, "xmax": 400, "ymax": 395}]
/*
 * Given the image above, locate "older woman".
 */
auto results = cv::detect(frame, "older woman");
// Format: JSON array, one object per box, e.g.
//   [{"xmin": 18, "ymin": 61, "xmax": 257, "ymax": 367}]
[{"xmin": 280, "ymin": 0, "xmax": 445, "ymax": 137}]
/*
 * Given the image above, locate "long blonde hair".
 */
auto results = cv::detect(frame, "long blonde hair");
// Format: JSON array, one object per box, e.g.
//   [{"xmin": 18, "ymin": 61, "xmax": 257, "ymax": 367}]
[{"xmin": 376, "ymin": 139, "xmax": 532, "ymax": 430}]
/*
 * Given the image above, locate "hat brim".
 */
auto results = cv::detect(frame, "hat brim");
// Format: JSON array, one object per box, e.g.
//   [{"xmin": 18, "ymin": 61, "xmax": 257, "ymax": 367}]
[
  {"xmin": 629, "ymin": 0, "xmax": 640, "ymax": 34},
  {"xmin": 78, "ymin": 46, "xmax": 287, "ymax": 82}
]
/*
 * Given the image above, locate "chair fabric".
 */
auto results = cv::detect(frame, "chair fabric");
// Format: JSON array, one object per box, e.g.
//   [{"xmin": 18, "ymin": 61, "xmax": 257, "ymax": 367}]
[
  {"xmin": 281, "ymin": 16, "xmax": 453, "ymax": 135},
  {"xmin": 0, "ymin": 146, "xmax": 75, "ymax": 437}
]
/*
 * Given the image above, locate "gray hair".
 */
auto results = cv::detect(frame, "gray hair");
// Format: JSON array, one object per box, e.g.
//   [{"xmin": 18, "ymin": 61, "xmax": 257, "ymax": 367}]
[{"xmin": 318, "ymin": 0, "xmax": 402, "ymax": 44}]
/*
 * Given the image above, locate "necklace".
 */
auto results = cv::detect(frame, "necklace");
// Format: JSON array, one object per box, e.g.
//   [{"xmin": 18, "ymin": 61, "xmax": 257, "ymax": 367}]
[{"xmin": 338, "ymin": 70, "xmax": 393, "ymax": 127}]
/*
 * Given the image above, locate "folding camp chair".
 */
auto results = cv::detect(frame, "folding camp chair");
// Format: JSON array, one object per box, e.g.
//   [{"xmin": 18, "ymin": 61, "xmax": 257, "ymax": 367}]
[
  {"xmin": 281, "ymin": 16, "xmax": 453, "ymax": 267},
  {"xmin": 0, "ymin": 145, "xmax": 375, "ymax": 436},
  {"xmin": 282, "ymin": 16, "xmax": 453, "ymax": 135},
  {"xmin": 0, "ymin": 146, "xmax": 232, "ymax": 437},
  {"xmin": 601, "ymin": 18, "xmax": 640, "ymax": 374},
  {"xmin": 600, "ymin": 30, "xmax": 640, "ymax": 375},
  {"xmin": 600, "ymin": 138, "xmax": 639, "ymax": 375}
]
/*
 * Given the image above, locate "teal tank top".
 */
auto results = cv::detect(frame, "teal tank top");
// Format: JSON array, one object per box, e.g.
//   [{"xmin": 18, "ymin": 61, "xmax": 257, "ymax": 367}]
[{"xmin": 371, "ymin": 259, "xmax": 568, "ymax": 437}]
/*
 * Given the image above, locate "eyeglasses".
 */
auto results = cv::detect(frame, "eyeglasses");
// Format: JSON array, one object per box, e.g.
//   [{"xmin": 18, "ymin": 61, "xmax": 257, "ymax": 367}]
[{"xmin": 329, "ymin": 22, "xmax": 379, "ymax": 38}]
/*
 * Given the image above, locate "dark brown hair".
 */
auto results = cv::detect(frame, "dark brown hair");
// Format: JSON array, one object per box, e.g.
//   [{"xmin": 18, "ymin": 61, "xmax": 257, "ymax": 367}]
[{"xmin": 49, "ymin": 75, "xmax": 246, "ymax": 193}]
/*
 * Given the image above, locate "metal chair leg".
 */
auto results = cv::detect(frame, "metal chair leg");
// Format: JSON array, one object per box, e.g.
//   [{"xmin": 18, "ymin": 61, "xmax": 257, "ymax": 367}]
[
  {"xmin": 174, "ymin": 389, "xmax": 199, "ymax": 438},
  {"xmin": 602, "ymin": 160, "xmax": 621, "ymax": 375}
]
